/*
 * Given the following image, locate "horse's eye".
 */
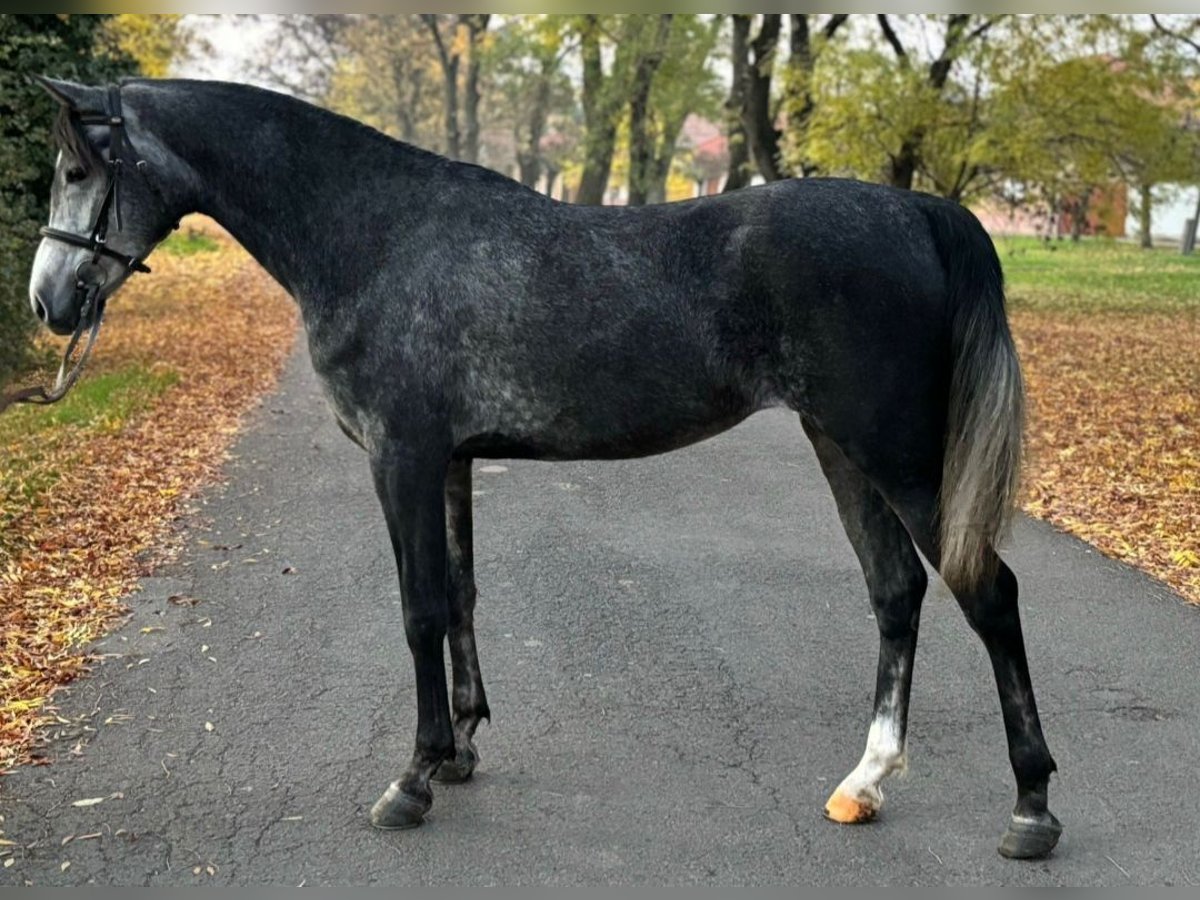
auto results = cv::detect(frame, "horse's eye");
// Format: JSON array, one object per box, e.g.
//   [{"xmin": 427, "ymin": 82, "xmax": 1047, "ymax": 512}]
[{"xmin": 65, "ymin": 167, "xmax": 87, "ymax": 184}]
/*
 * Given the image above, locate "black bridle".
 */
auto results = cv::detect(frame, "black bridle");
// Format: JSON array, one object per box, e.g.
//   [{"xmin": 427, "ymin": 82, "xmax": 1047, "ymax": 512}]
[
  {"xmin": 39, "ymin": 84, "xmax": 154, "ymax": 278},
  {"xmin": 1, "ymin": 84, "xmax": 163, "ymax": 414}
]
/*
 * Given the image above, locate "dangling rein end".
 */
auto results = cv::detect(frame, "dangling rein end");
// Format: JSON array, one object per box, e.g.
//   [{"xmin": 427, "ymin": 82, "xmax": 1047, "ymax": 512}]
[{"xmin": 0, "ymin": 290, "xmax": 105, "ymax": 415}]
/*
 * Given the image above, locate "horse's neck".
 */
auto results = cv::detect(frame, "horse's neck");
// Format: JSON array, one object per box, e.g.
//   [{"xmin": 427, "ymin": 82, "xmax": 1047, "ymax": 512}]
[{"xmin": 153, "ymin": 84, "xmax": 427, "ymax": 316}]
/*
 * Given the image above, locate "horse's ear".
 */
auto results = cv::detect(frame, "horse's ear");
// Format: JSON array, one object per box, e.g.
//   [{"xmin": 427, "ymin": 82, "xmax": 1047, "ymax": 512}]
[{"xmin": 31, "ymin": 75, "xmax": 92, "ymax": 109}]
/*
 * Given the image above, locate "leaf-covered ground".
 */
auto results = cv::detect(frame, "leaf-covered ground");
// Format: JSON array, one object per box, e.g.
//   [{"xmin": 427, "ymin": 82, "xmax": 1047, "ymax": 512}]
[
  {"xmin": 1, "ymin": 221, "xmax": 297, "ymax": 773},
  {"xmin": 1002, "ymin": 237, "xmax": 1199, "ymax": 606},
  {"xmin": 1014, "ymin": 311, "xmax": 1198, "ymax": 603}
]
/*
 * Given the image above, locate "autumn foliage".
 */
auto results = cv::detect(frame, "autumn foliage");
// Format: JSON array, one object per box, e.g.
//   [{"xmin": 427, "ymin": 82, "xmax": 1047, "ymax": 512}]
[
  {"xmin": 1015, "ymin": 310, "xmax": 1199, "ymax": 603},
  {"xmin": 1, "ymin": 223, "xmax": 296, "ymax": 773}
]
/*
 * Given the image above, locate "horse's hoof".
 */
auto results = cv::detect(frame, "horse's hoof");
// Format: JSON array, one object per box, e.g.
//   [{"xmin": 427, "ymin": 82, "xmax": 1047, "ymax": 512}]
[
  {"xmin": 998, "ymin": 811, "xmax": 1062, "ymax": 859},
  {"xmin": 369, "ymin": 783, "xmax": 431, "ymax": 830},
  {"xmin": 823, "ymin": 789, "xmax": 877, "ymax": 824},
  {"xmin": 432, "ymin": 745, "xmax": 477, "ymax": 784}
]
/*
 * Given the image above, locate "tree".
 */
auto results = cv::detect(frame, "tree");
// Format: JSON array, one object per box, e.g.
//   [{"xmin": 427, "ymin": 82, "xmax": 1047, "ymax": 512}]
[
  {"xmin": 630, "ymin": 15, "xmax": 723, "ymax": 205},
  {"xmin": 626, "ymin": 15, "xmax": 674, "ymax": 206},
  {"xmin": 721, "ymin": 15, "xmax": 752, "ymax": 192},
  {"xmin": 421, "ymin": 14, "xmax": 491, "ymax": 163},
  {"xmin": 730, "ymin": 14, "xmax": 784, "ymax": 182},
  {"xmin": 1107, "ymin": 36, "xmax": 1199, "ymax": 247},
  {"xmin": 985, "ymin": 36, "xmax": 1198, "ymax": 244},
  {"xmin": 323, "ymin": 16, "xmax": 444, "ymax": 150},
  {"xmin": 487, "ymin": 16, "xmax": 575, "ymax": 190},
  {"xmin": 723, "ymin": 14, "xmax": 850, "ymax": 186},
  {"xmin": 98, "ymin": 14, "xmax": 203, "ymax": 77},
  {"xmin": 244, "ymin": 14, "xmax": 356, "ymax": 103},
  {"xmin": 872, "ymin": 14, "xmax": 1003, "ymax": 191},
  {"xmin": 573, "ymin": 15, "xmax": 626, "ymax": 204},
  {"xmin": 780, "ymin": 13, "xmax": 849, "ymax": 177},
  {"xmin": 802, "ymin": 15, "xmax": 1063, "ymax": 203},
  {"xmin": 0, "ymin": 14, "xmax": 137, "ymax": 386},
  {"xmin": 986, "ymin": 55, "xmax": 1127, "ymax": 238},
  {"xmin": 1150, "ymin": 14, "xmax": 1200, "ymax": 252}
]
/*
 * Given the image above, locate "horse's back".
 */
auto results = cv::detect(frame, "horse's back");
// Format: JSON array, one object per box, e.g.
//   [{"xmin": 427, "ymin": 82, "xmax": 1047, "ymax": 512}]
[{"xmin": 336, "ymin": 177, "xmax": 969, "ymax": 462}]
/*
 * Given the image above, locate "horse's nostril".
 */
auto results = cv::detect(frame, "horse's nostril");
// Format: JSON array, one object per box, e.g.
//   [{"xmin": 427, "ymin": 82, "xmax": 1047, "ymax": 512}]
[{"xmin": 34, "ymin": 296, "xmax": 48, "ymax": 323}]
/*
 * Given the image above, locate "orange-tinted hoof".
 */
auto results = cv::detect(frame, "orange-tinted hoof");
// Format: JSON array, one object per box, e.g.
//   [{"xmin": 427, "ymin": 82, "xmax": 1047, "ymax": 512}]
[{"xmin": 824, "ymin": 790, "xmax": 877, "ymax": 824}]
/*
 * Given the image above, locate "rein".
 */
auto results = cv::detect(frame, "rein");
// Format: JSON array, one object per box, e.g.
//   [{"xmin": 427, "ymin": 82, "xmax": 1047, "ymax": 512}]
[
  {"xmin": 0, "ymin": 84, "xmax": 154, "ymax": 416},
  {"xmin": 0, "ymin": 290, "xmax": 105, "ymax": 414}
]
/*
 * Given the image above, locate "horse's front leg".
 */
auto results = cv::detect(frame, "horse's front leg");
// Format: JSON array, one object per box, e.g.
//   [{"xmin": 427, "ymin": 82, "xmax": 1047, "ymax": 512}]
[
  {"xmin": 368, "ymin": 446, "xmax": 455, "ymax": 830},
  {"xmin": 432, "ymin": 458, "xmax": 491, "ymax": 783}
]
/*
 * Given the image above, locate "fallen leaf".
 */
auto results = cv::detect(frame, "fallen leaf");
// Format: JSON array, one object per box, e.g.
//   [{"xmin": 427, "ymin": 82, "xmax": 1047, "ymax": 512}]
[{"xmin": 168, "ymin": 595, "xmax": 200, "ymax": 607}]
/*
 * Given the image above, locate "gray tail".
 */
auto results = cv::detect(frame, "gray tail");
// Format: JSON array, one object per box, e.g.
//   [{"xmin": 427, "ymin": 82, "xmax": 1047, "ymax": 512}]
[{"xmin": 924, "ymin": 201, "xmax": 1025, "ymax": 595}]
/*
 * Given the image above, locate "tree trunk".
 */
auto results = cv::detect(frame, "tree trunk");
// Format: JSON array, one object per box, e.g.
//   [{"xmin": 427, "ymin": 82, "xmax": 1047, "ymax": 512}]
[
  {"xmin": 888, "ymin": 136, "xmax": 921, "ymax": 190},
  {"xmin": 722, "ymin": 15, "xmax": 752, "ymax": 192},
  {"xmin": 645, "ymin": 153, "xmax": 672, "ymax": 204},
  {"xmin": 577, "ymin": 15, "xmax": 618, "ymax": 205},
  {"xmin": 628, "ymin": 15, "xmax": 673, "ymax": 207},
  {"xmin": 543, "ymin": 162, "xmax": 561, "ymax": 198},
  {"xmin": 392, "ymin": 63, "xmax": 422, "ymax": 144},
  {"xmin": 1071, "ymin": 192, "xmax": 1090, "ymax": 242},
  {"xmin": 516, "ymin": 59, "xmax": 553, "ymax": 188},
  {"xmin": 460, "ymin": 14, "xmax": 490, "ymax": 165},
  {"xmin": 743, "ymin": 14, "xmax": 785, "ymax": 182},
  {"xmin": 786, "ymin": 14, "xmax": 848, "ymax": 177},
  {"xmin": 422, "ymin": 15, "xmax": 460, "ymax": 159},
  {"xmin": 1183, "ymin": 188, "xmax": 1200, "ymax": 255},
  {"xmin": 880, "ymin": 14, "xmax": 973, "ymax": 192},
  {"xmin": 1139, "ymin": 184, "xmax": 1154, "ymax": 249}
]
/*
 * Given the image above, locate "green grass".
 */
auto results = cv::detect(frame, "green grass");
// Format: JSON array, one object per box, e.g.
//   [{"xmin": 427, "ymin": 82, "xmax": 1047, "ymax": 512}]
[
  {"xmin": 158, "ymin": 229, "xmax": 220, "ymax": 256},
  {"xmin": 994, "ymin": 236, "xmax": 1200, "ymax": 314},
  {"xmin": 0, "ymin": 365, "xmax": 179, "ymax": 546}
]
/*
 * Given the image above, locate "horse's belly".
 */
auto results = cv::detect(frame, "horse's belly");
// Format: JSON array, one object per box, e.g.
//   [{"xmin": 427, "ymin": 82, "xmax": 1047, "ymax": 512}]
[{"xmin": 455, "ymin": 390, "xmax": 757, "ymax": 461}]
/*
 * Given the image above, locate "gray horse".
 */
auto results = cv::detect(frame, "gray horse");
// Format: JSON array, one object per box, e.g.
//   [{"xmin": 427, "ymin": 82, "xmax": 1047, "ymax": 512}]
[{"xmin": 27, "ymin": 76, "xmax": 1060, "ymax": 859}]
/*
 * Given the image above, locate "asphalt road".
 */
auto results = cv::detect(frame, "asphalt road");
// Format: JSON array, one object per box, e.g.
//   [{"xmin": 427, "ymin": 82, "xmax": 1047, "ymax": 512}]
[{"xmin": 3, "ymin": 339, "xmax": 1199, "ymax": 886}]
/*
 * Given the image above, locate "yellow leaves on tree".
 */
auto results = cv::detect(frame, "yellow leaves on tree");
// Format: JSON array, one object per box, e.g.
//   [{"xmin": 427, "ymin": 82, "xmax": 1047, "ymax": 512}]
[{"xmin": 99, "ymin": 14, "xmax": 199, "ymax": 78}]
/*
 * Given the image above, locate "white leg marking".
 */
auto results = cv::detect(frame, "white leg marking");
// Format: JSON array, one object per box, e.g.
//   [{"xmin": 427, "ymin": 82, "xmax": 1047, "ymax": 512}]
[
  {"xmin": 833, "ymin": 713, "xmax": 907, "ymax": 810},
  {"xmin": 831, "ymin": 664, "xmax": 909, "ymax": 812}
]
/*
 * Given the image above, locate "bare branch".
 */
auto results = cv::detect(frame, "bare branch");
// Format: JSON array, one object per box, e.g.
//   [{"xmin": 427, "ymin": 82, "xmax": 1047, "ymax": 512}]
[
  {"xmin": 421, "ymin": 14, "xmax": 451, "ymax": 68},
  {"xmin": 877, "ymin": 15, "xmax": 907, "ymax": 62},
  {"xmin": 823, "ymin": 14, "xmax": 850, "ymax": 40},
  {"xmin": 1151, "ymin": 14, "xmax": 1200, "ymax": 56},
  {"xmin": 965, "ymin": 16, "xmax": 999, "ymax": 45}
]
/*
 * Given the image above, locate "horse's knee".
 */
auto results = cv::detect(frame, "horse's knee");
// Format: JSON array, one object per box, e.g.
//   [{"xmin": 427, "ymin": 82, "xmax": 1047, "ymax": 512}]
[{"xmin": 404, "ymin": 605, "xmax": 448, "ymax": 652}]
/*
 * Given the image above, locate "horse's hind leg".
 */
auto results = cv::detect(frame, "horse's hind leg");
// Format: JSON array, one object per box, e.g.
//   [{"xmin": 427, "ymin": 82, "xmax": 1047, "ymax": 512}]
[
  {"xmin": 963, "ymin": 558, "xmax": 1060, "ymax": 858},
  {"xmin": 803, "ymin": 422, "xmax": 927, "ymax": 826},
  {"xmin": 433, "ymin": 458, "xmax": 491, "ymax": 783},
  {"xmin": 879, "ymin": 483, "xmax": 1061, "ymax": 859}
]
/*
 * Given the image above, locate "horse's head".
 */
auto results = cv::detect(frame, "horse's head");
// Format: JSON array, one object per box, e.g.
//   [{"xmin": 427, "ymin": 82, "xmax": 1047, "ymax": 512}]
[{"xmin": 29, "ymin": 77, "xmax": 181, "ymax": 335}]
